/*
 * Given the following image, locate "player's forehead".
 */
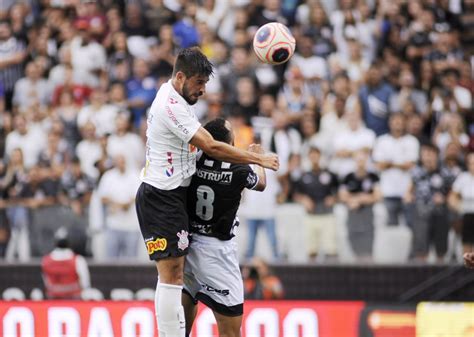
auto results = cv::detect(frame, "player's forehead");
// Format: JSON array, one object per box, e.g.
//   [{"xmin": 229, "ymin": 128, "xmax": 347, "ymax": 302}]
[{"xmin": 188, "ymin": 74, "xmax": 209, "ymax": 83}]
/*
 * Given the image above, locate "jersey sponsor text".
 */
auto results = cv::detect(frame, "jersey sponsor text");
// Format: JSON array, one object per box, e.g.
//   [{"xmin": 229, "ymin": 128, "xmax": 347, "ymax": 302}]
[{"xmin": 196, "ymin": 168, "xmax": 233, "ymax": 184}]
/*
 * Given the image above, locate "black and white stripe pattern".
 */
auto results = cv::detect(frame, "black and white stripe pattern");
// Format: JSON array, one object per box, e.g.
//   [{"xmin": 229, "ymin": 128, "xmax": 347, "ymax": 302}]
[{"xmin": 0, "ymin": 37, "xmax": 25, "ymax": 92}]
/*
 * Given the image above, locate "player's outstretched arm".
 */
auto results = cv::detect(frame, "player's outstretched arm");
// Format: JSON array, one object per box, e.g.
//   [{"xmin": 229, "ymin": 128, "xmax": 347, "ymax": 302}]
[
  {"xmin": 191, "ymin": 127, "xmax": 279, "ymax": 171},
  {"xmin": 248, "ymin": 144, "xmax": 266, "ymax": 191}
]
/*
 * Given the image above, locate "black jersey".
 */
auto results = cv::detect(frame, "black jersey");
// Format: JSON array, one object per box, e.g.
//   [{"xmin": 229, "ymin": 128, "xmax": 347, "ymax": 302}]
[{"xmin": 187, "ymin": 153, "xmax": 259, "ymax": 240}]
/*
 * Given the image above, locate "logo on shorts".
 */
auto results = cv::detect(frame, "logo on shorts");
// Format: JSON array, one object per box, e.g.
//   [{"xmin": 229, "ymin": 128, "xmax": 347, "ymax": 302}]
[
  {"xmin": 201, "ymin": 283, "xmax": 230, "ymax": 296},
  {"xmin": 177, "ymin": 230, "xmax": 189, "ymax": 250},
  {"xmin": 146, "ymin": 238, "xmax": 167, "ymax": 255}
]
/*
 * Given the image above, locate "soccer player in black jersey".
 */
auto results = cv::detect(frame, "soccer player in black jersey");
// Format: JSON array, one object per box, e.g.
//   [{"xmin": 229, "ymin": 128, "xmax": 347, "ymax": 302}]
[{"xmin": 182, "ymin": 118, "xmax": 266, "ymax": 337}]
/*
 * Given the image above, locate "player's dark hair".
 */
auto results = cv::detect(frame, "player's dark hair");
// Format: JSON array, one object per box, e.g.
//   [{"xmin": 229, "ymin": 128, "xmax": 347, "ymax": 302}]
[
  {"xmin": 173, "ymin": 47, "xmax": 214, "ymax": 78},
  {"xmin": 204, "ymin": 118, "xmax": 231, "ymax": 144}
]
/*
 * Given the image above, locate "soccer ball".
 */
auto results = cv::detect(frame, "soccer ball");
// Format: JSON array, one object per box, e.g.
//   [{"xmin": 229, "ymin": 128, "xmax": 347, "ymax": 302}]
[{"xmin": 253, "ymin": 22, "xmax": 296, "ymax": 65}]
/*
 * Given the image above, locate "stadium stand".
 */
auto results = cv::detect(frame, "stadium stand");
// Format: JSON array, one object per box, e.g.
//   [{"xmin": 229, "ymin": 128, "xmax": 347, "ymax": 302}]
[{"xmin": 0, "ymin": 0, "xmax": 472, "ymax": 268}]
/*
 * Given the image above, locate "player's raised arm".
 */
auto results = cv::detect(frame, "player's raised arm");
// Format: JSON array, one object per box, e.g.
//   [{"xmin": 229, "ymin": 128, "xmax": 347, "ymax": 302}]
[
  {"xmin": 190, "ymin": 126, "xmax": 279, "ymax": 171},
  {"xmin": 248, "ymin": 143, "xmax": 267, "ymax": 191}
]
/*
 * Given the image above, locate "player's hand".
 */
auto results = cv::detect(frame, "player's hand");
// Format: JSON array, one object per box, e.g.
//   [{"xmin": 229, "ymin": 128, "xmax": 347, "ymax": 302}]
[
  {"xmin": 248, "ymin": 143, "xmax": 264, "ymax": 154},
  {"xmin": 260, "ymin": 152, "xmax": 279, "ymax": 171},
  {"xmin": 464, "ymin": 252, "xmax": 474, "ymax": 269}
]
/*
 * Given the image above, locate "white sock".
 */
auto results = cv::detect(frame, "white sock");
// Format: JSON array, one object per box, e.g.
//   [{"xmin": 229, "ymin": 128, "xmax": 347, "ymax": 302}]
[
  {"xmin": 155, "ymin": 278, "xmax": 165, "ymax": 337},
  {"xmin": 157, "ymin": 282, "xmax": 185, "ymax": 337}
]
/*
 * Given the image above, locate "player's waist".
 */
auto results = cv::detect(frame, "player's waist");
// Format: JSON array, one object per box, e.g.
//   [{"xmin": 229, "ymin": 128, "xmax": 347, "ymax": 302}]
[
  {"xmin": 191, "ymin": 232, "xmax": 235, "ymax": 246},
  {"xmin": 140, "ymin": 168, "xmax": 194, "ymax": 189}
]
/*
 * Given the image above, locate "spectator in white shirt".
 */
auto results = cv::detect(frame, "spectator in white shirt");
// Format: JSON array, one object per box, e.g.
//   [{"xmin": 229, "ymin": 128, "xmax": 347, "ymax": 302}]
[
  {"xmin": 330, "ymin": 107, "xmax": 376, "ymax": 179},
  {"xmin": 97, "ymin": 154, "xmax": 141, "ymax": 259},
  {"xmin": 431, "ymin": 68, "xmax": 472, "ymax": 116},
  {"xmin": 75, "ymin": 122, "xmax": 103, "ymax": 181},
  {"xmin": 70, "ymin": 19, "xmax": 107, "ymax": 88},
  {"xmin": 261, "ymin": 109, "xmax": 302, "ymax": 202},
  {"xmin": 373, "ymin": 113, "xmax": 419, "ymax": 227},
  {"xmin": 289, "ymin": 33, "xmax": 328, "ymax": 82},
  {"xmin": 5, "ymin": 115, "xmax": 46, "ymax": 169},
  {"xmin": 12, "ymin": 61, "xmax": 49, "ymax": 113},
  {"xmin": 107, "ymin": 114, "xmax": 145, "ymax": 172},
  {"xmin": 433, "ymin": 113, "xmax": 469, "ymax": 158},
  {"xmin": 77, "ymin": 88, "xmax": 119, "ymax": 137}
]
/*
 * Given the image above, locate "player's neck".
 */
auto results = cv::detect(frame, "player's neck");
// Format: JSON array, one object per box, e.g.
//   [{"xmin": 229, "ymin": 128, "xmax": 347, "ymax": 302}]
[{"xmin": 171, "ymin": 77, "xmax": 183, "ymax": 97}]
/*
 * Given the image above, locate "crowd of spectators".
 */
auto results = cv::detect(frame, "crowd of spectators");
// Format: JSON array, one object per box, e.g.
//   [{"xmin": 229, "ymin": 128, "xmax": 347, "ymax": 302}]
[{"xmin": 0, "ymin": 0, "xmax": 472, "ymax": 263}]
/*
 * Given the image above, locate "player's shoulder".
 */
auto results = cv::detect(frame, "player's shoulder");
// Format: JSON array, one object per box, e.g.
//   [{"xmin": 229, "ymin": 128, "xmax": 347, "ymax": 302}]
[
  {"xmin": 229, "ymin": 162, "xmax": 253, "ymax": 175},
  {"xmin": 153, "ymin": 81, "xmax": 187, "ymax": 112}
]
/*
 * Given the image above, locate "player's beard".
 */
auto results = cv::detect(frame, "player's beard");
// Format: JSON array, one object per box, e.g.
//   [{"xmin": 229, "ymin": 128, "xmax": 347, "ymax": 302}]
[{"xmin": 182, "ymin": 81, "xmax": 199, "ymax": 105}]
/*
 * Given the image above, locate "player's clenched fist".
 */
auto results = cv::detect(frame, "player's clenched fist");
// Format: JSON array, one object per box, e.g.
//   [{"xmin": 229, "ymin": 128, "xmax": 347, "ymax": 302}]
[
  {"xmin": 464, "ymin": 252, "xmax": 474, "ymax": 269},
  {"xmin": 260, "ymin": 152, "xmax": 279, "ymax": 171}
]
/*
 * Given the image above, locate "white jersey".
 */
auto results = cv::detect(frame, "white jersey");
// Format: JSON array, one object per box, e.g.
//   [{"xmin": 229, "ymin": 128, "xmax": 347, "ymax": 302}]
[{"xmin": 140, "ymin": 80, "xmax": 201, "ymax": 190}]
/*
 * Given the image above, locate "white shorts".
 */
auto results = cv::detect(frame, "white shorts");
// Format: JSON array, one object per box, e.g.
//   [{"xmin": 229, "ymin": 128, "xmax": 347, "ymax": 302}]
[{"xmin": 183, "ymin": 234, "xmax": 243, "ymax": 316}]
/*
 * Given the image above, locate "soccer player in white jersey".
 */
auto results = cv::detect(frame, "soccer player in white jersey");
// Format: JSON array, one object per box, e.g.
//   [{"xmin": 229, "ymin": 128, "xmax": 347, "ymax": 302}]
[{"xmin": 135, "ymin": 47, "xmax": 279, "ymax": 337}]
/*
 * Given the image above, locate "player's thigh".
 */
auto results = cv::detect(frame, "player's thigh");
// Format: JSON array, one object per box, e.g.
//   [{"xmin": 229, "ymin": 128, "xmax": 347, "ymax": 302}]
[
  {"xmin": 156, "ymin": 256, "xmax": 185, "ymax": 285},
  {"xmin": 182, "ymin": 248, "xmax": 203, "ymax": 306},
  {"xmin": 214, "ymin": 311, "xmax": 242, "ymax": 337},
  {"xmin": 192, "ymin": 237, "xmax": 244, "ymax": 316}
]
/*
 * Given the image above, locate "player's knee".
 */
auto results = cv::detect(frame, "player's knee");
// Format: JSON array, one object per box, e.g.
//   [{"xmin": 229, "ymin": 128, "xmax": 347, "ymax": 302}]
[
  {"xmin": 218, "ymin": 327, "xmax": 240, "ymax": 337},
  {"xmin": 216, "ymin": 317, "xmax": 241, "ymax": 337}
]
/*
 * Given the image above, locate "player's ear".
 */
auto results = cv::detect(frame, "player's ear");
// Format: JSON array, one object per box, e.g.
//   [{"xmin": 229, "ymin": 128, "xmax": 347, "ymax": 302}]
[{"xmin": 175, "ymin": 71, "xmax": 186, "ymax": 84}]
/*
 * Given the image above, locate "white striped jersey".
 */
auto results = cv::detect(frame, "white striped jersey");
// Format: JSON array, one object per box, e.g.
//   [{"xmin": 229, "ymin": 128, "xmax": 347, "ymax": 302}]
[{"xmin": 140, "ymin": 80, "xmax": 201, "ymax": 190}]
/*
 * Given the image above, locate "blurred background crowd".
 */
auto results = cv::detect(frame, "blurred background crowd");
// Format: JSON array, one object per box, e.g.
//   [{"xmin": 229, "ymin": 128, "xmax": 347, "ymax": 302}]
[{"xmin": 0, "ymin": 0, "xmax": 472, "ymax": 265}]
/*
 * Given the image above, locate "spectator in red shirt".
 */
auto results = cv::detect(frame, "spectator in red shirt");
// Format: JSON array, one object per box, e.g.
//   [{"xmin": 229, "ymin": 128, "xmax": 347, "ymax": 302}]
[{"xmin": 41, "ymin": 227, "xmax": 90, "ymax": 299}]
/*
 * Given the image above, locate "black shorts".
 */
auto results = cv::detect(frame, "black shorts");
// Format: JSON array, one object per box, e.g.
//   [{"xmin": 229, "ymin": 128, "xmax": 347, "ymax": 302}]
[
  {"xmin": 462, "ymin": 213, "xmax": 474, "ymax": 244},
  {"xmin": 135, "ymin": 182, "xmax": 190, "ymax": 260}
]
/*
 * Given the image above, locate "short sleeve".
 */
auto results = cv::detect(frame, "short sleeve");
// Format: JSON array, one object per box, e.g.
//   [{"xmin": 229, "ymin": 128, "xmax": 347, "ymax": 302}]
[
  {"xmin": 96, "ymin": 173, "xmax": 111, "ymax": 198},
  {"xmin": 369, "ymin": 172, "xmax": 380, "ymax": 184},
  {"xmin": 372, "ymin": 137, "xmax": 386, "ymax": 162},
  {"xmin": 236, "ymin": 165, "xmax": 259, "ymax": 190},
  {"xmin": 339, "ymin": 173, "xmax": 351, "ymax": 191},
  {"xmin": 244, "ymin": 169, "xmax": 259, "ymax": 190},
  {"xmin": 330, "ymin": 172, "xmax": 339, "ymax": 190},
  {"xmin": 405, "ymin": 137, "xmax": 420, "ymax": 162},
  {"xmin": 452, "ymin": 174, "xmax": 464, "ymax": 194},
  {"xmin": 160, "ymin": 100, "xmax": 201, "ymax": 143}
]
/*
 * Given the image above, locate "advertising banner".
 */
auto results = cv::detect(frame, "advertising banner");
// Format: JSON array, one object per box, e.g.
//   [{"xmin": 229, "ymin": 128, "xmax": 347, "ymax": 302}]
[
  {"xmin": 358, "ymin": 304, "xmax": 416, "ymax": 337},
  {"xmin": 0, "ymin": 300, "xmax": 364, "ymax": 337},
  {"xmin": 416, "ymin": 302, "xmax": 474, "ymax": 337}
]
